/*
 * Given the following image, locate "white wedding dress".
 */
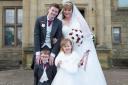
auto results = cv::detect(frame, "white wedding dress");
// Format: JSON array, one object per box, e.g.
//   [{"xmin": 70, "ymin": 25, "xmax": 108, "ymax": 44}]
[
  {"xmin": 54, "ymin": 1, "xmax": 107, "ymax": 84},
  {"xmin": 52, "ymin": 19, "xmax": 107, "ymax": 85},
  {"xmin": 61, "ymin": 19, "xmax": 107, "ymax": 85}
]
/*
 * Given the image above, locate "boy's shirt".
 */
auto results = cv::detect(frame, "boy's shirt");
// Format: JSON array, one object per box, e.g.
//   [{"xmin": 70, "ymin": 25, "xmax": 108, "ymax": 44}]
[{"xmin": 39, "ymin": 63, "xmax": 48, "ymax": 83}]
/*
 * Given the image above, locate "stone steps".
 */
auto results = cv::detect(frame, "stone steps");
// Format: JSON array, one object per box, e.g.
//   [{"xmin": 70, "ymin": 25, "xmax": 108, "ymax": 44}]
[
  {"xmin": 112, "ymin": 49, "xmax": 128, "ymax": 68},
  {"xmin": 0, "ymin": 49, "xmax": 22, "ymax": 70},
  {"xmin": 0, "ymin": 60, "xmax": 20, "ymax": 71}
]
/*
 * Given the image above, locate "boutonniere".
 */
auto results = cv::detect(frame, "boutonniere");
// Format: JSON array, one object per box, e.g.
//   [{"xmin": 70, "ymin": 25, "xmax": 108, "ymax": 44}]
[{"xmin": 41, "ymin": 23, "xmax": 45, "ymax": 28}]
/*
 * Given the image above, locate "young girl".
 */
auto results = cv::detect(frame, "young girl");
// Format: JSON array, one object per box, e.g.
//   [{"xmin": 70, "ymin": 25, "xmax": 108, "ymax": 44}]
[{"xmin": 51, "ymin": 38, "xmax": 87, "ymax": 85}]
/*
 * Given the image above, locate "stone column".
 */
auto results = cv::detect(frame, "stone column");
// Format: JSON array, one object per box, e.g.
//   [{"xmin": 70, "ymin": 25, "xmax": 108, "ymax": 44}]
[
  {"xmin": 22, "ymin": 0, "xmax": 30, "ymax": 67},
  {"xmin": 23, "ymin": 0, "xmax": 37, "ymax": 47},
  {"xmin": 88, "ymin": 0, "xmax": 96, "ymax": 34},
  {"xmin": 104, "ymin": 0, "xmax": 112, "ymax": 49},
  {"xmin": 29, "ymin": 0, "xmax": 37, "ymax": 46},
  {"xmin": 0, "ymin": 6, "xmax": 2, "ymax": 48},
  {"xmin": 95, "ymin": 0, "xmax": 105, "ymax": 47},
  {"xmin": 22, "ymin": 0, "xmax": 30, "ymax": 47}
]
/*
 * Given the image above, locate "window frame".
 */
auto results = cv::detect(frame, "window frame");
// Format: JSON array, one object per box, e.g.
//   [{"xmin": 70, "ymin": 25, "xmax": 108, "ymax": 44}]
[
  {"xmin": 2, "ymin": 6, "xmax": 22, "ymax": 48},
  {"xmin": 112, "ymin": 27, "xmax": 121, "ymax": 44}
]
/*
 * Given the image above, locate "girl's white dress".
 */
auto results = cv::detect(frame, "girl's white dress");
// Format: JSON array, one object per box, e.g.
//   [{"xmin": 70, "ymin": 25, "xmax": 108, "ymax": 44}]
[
  {"xmin": 52, "ymin": 51, "xmax": 86, "ymax": 85},
  {"xmin": 56, "ymin": 19, "xmax": 107, "ymax": 85}
]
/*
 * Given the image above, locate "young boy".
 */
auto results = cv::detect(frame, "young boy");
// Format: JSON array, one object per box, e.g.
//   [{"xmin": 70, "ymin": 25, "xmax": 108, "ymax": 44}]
[{"xmin": 34, "ymin": 46, "xmax": 57, "ymax": 85}]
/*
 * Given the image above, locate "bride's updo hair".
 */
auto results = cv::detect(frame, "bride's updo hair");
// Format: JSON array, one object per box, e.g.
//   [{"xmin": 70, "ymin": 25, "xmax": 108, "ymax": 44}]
[{"xmin": 62, "ymin": 1, "xmax": 73, "ymax": 19}]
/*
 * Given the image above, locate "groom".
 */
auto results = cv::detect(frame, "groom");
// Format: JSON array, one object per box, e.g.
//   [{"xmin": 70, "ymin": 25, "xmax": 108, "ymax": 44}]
[{"xmin": 33, "ymin": 3, "xmax": 62, "ymax": 85}]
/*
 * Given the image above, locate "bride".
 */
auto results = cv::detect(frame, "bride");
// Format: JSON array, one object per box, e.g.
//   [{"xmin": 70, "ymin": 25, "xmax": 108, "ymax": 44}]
[{"xmin": 53, "ymin": 1, "xmax": 107, "ymax": 85}]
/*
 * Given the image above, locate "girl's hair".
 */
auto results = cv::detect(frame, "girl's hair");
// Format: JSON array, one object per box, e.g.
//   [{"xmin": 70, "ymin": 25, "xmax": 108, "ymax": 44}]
[
  {"xmin": 62, "ymin": 1, "xmax": 73, "ymax": 19},
  {"xmin": 60, "ymin": 38, "xmax": 73, "ymax": 52}
]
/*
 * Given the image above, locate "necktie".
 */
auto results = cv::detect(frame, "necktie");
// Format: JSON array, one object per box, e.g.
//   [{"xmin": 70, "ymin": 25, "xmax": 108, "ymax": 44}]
[
  {"xmin": 48, "ymin": 20, "xmax": 52, "ymax": 26},
  {"xmin": 43, "ymin": 63, "xmax": 48, "ymax": 69}
]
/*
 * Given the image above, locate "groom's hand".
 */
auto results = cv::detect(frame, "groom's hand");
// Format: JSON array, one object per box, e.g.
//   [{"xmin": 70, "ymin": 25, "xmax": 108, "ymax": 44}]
[
  {"xmin": 49, "ymin": 55, "xmax": 55, "ymax": 66},
  {"xmin": 36, "ymin": 55, "xmax": 41, "ymax": 64}
]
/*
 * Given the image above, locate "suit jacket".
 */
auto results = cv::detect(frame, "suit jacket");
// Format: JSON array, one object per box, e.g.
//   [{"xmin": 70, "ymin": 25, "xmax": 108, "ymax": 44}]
[
  {"xmin": 34, "ymin": 64, "xmax": 57, "ymax": 85},
  {"xmin": 34, "ymin": 15, "xmax": 62, "ymax": 56}
]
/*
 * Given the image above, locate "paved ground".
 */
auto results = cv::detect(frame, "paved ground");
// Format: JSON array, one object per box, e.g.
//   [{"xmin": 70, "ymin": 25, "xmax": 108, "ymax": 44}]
[
  {"xmin": 0, "ymin": 68, "xmax": 128, "ymax": 85},
  {"xmin": 104, "ymin": 69, "xmax": 128, "ymax": 85}
]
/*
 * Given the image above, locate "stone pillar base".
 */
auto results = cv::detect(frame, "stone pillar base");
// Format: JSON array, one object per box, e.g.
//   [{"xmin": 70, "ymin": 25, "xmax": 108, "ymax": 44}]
[{"xmin": 22, "ymin": 47, "xmax": 33, "ymax": 69}]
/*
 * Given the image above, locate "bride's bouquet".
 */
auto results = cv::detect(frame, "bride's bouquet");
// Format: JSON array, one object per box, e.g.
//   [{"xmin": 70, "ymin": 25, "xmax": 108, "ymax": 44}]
[{"xmin": 68, "ymin": 29, "xmax": 84, "ymax": 46}]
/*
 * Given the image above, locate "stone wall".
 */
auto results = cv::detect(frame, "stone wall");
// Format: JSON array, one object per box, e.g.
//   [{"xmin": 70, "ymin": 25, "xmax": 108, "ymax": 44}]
[
  {"xmin": 111, "ymin": 0, "xmax": 128, "ymax": 67},
  {"xmin": 111, "ymin": 0, "xmax": 128, "ymax": 49}
]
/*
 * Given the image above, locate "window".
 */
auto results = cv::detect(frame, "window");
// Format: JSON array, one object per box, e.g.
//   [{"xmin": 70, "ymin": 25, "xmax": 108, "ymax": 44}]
[
  {"xmin": 112, "ymin": 27, "xmax": 121, "ymax": 44},
  {"xmin": 3, "ymin": 7, "xmax": 23, "ymax": 47},
  {"xmin": 118, "ymin": 0, "xmax": 128, "ymax": 7}
]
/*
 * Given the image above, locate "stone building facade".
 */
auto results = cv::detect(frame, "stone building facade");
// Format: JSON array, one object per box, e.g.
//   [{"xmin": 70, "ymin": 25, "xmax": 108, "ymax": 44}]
[
  {"xmin": 0, "ymin": 0, "xmax": 127, "ymax": 70},
  {"xmin": 111, "ymin": 0, "xmax": 128, "ymax": 67}
]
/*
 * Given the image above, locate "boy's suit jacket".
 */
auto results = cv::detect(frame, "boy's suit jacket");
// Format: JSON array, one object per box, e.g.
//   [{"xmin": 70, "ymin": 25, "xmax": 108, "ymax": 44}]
[{"xmin": 34, "ymin": 64, "xmax": 57, "ymax": 85}]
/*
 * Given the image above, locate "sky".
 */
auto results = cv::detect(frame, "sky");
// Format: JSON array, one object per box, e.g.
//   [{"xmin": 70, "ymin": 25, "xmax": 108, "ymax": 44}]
[{"xmin": 118, "ymin": 0, "xmax": 128, "ymax": 7}]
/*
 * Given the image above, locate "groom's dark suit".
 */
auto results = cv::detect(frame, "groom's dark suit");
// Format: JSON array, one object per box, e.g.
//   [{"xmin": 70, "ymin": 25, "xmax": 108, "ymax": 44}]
[
  {"xmin": 33, "ymin": 15, "xmax": 62, "ymax": 85},
  {"xmin": 34, "ymin": 16, "xmax": 62, "ymax": 57}
]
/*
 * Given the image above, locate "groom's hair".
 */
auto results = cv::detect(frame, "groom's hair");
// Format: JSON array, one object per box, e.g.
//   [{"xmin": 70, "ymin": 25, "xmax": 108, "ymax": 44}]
[
  {"xmin": 49, "ymin": 3, "xmax": 61, "ymax": 12},
  {"xmin": 48, "ymin": 3, "xmax": 61, "ymax": 17}
]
